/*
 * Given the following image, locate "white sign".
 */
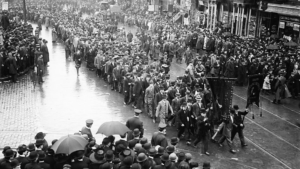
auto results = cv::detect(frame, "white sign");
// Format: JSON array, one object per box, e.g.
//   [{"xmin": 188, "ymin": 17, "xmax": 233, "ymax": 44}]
[
  {"xmin": 184, "ymin": 17, "xmax": 189, "ymax": 25},
  {"xmin": 2, "ymin": 2, "xmax": 8, "ymax": 11},
  {"xmin": 279, "ymin": 22, "xmax": 285, "ymax": 29}
]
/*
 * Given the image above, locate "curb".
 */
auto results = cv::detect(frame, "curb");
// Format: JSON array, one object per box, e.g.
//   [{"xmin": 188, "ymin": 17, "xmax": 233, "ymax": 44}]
[{"xmin": 0, "ymin": 66, "xmax": 33, "ymax": 82}]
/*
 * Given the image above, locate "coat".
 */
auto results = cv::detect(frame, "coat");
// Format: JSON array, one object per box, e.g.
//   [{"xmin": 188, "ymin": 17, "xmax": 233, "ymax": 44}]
[
  {"xmin": 37, "ymin": 57, "xmax": 44, "ymax": 76},
  {"xmin": 41, "ymin": 44, "xmax": 49, "ymax": 63},
  {"xmin": 1, "ymin": 15, "xmax": 10, "ymax": 30},
  {"xmin": 151, "ymin": 132, "xmax": 168, "ymax": 148},
  {"xmin": 126, "ymin": 116, "xmax": 144, "ymax": 140},
  {"xmin": 156, "ymin": 99, "xmax": 173, "ymax": 126},
  {"xmin": 6, "ymin": 56, "xmax": 18, "ymax": 74}
]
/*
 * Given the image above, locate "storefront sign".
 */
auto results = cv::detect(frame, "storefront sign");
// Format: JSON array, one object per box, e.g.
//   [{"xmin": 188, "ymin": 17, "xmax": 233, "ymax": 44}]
[
  {"xmin": 279, "ymin": 22, "xmax": 285, "ymax": 29},
  {"xmin": 294, "ymin": 24, "xmax": 300, "ymax": 31},
  {"xmin": 280, "ymin": 16, "xmax": 300, "ymax": 23}
]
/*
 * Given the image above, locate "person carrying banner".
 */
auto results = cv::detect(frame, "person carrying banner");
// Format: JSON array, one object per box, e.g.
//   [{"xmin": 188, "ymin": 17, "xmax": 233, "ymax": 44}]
[{"xmin": 231, "ymin": 105, "xmax": 249, "ymax": 147}]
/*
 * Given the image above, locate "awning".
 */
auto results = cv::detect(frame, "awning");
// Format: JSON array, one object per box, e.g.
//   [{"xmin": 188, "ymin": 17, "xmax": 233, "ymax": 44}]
[{"xmin": 261, "ymin": 3, "xmax": 300, "ymax": 17}]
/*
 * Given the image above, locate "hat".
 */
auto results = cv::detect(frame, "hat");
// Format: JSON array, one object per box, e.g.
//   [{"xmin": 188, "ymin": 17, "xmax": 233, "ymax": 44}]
[
  {"xmin": 158, "ymin": 123, "xmax": 167, "ymax": 130},
  {"xmin": 170, "ymin": 137, "xmax": 179, "ymax": 145},
  {"xmin": 185, "ymin": 153, "xmax": 192, "ymax": 160},
  {"xmin": 134, "ymin": 109, "xmax": 142, "ymax": 114},
  {"xmin": 10, "ymin": 159, "xmax": 20, "ymax": 168},
  {"xmin": 35, "ymin": 132, "xmax": 46, "ymax": 139},
  {"xmin": 169, "ymin": 153, "xmax": 177, "ymax": 162},
  {"xmin": 28, "ymin": 151, "xmax": 38, "ymax": 160},
  {"xmin": 105, "ymin": 150, "xmax": 114, "ymax": 161},
  {"xmin": 131, "ymin": 163, "xmax": 141, "ymax": 169},
  {"xmin": 134, "ymin": 143, "xmax": 143, "ymax": 152},
  {"xmin": 17, "ymin": 144, "xmax": 27, "ymax": 153},
  {"xmin": 4, "ymin": 149, "xmax": 14, "ymax": 157},
  {"xmin": 86, "ymin": 119, "xmax": 93, "ymax": 124},
  {"xmin": 102, "ymin": 163, "xmax": 111, "ymax": 169},
  {"xmin": 89, "ymin": 151, "xmax": 106, "ymax": 163},
  {"xmin": 203, "ymin": 162, "xmax": 211, "ymax": 169},
  {"xmin": 233, "ymin": 105, "xmax": 239, "ymax": 110},
  {"xmin": 143, "ymin": 143, "xmax": 151, "ymax": 151},
  {"xmin": 140, "ymin": 138, "xmax": 148, "ymax": 145},
  {"xmin": 157, "ymin": 147, "xmax": 165, "ymax": 155},
  {"xmin": 148, "ymin": 147, "xmax": 157, "ymax": 156},
  {"xmin": 36, "ymin": 139, "xmax": 44, "ymax": 146},
  {"xmin": 27, "ymin": 143, "xmax": 35, "ymax": 151},
  {"xmin": 38, "ymin": 151, "xmax": 46, "ymax": 160},
  {"xmin": 133, "ymin": 128, "xmax": 141, "ymax": 137},
  {"xmin": 177, "ymin": 152, "xmax": 185, "ymax": 161},
  {"xmin": 160, "ymin": 153, "xmax": 169, "ymax": 162},
  {"xmin": 166, "ymin": 145, "xmax": 175, "ymax": 153},
  {"xmin": 120, "ymin": 149, "xmax": 132, "ymax": 157},
  {"xmin": 136, "ymin": 153, "xmax": 148, "ymax": 162},
  {"xmin": 196, "ymin": 95, "xmax": 202, "ymax": 100},
  {"xmin": 2, "ymin": 146, "xmax": 11, "ymax": 154},
  {"xmin": 123, "ymin": 156, "xmax": 133, "ymax": 166}
]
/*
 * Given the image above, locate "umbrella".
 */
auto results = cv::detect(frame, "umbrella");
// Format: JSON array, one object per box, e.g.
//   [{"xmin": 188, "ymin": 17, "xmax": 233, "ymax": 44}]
[
  {"xmin": 51, "ymin": 135, "xmax": 88, "ymax": 154},
  {"xmin": 222, "ymin": 32, "xmax": 231, "ymax": 37},
  {"xmin": 266, "ymin": 44, "xmax": 279, "ymax": 50},
  {"xmin": 97, "ymin": 121, "xmax": 130, "ymax": 136},
  {"xmin": 284, "ymin": 41, "xmax": 299, "ymax": 47}
]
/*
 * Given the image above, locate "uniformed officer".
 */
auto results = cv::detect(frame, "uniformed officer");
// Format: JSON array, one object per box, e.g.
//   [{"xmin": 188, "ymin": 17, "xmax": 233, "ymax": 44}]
[
  {"xmin": 126, "ymin": 109, "xmax": 144, "ymax": 141},
  {"xmin": 151, "ymin": 123, "xmax": 168, "ymax": 148},
  {"xmin": 81, "ymin": 119, "xmax": 94, "ymax": 142}
]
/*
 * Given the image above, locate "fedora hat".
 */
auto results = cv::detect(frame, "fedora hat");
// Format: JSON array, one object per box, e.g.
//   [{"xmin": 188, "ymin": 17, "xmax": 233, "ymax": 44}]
[
  {"xmin": 148, "ymin": 147, "xmax": 157, "ymax": 156},
  {"xmin": 160, "ymin": 153, "xmax": 169, "ymax": 162},
  {"xmin": 4, "ymin": 149, "xmax": 15, "ymax": 158},
  {"xmin": 170, "ymin": 137, "xmax": 179, "ymax": 145},
  {"xmin": 122, "ymin": 156, "xmax": 133, "ymax": 166},
  {"xmin": 136, "ymin": 153, "xmax": 148, "ymax": 163},
  {"xmin": 166, "ymin": 146, "xmax": 175, "ymax": 154},
  {"xmin": 133, "ymin": 128, "xmax": 141, "ymax": 137},
  {"xmin": 157, "ymin": 147, "xmax": 165, "ymax": 155}
]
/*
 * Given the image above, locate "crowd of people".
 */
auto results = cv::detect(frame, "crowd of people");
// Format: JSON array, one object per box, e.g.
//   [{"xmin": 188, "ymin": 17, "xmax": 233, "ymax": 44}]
[{"xmin": 1, "ymin": 0, "xmax": 300, "ymax": 168}]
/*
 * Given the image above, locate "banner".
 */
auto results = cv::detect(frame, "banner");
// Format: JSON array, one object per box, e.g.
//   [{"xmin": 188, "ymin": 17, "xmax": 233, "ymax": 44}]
[
  {"xmin": 246, "ymin": 74, "xmax": 264, "ymax": 107},
  {"xmin": 2, "ymin": 2, "xmax": 8, "ymax": 11},
  {"xmin": 207, "ymin": 77, "xmax": 235, "ymax": 121},
  {"xmin": 148, "ymin": 5, "xmax": 154, "ymax": 11},
  {"xmin": 173, "ymin": 12, "xmax": 182, "ymax": 22}
]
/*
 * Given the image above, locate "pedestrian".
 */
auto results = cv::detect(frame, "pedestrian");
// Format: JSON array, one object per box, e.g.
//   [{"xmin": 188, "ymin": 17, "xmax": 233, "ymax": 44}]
[
  {"xmin": 37, "ymin": 55, "xmax": 44, "ymax": 84},
  {"xmin": 273, "ymin": 70, "xmax": 286, "ymax": 104},
  {"xmin": 81, "ymin": 119, "xmax": 95, "ymax": 142},
  {"xmin": 74, "ymin": 49, "xmax": 82, "ymax": 76},
  {"xmin": 126, "ymin": 109, "xmax": 144, "ymax": 141},
  {"xmin": 5, "ymin": 52, "xmax": 18, "ymax": 83},
  {"xmin": 231, "ymin": 105, "xmax": 249, "ymax": 147},
  {"xmin": 151, "ymin": 123, "xmax": 168, "ymax": 148},
  {"xmin": 155, "ymin": 92, "xmax": 173, "ymax": 128},
  {"xmin": 145, "ymin": 80, "xmax": 155, "ymax": 118}
]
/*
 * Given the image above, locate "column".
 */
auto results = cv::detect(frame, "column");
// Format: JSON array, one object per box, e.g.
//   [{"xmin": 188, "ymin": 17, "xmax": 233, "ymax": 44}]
[
  {"xmin": 247, "ymin": 8, "xmax": 252, "ymax": 37},
  {"xmin": 245, "ymin": 7, "xmax": 249, "ymax": 37},
  {"xmin": 207, "ymin": 1, "xmax": 210, "ymax": 29},
  {"xmin": 240, "ymin": 5, "xmax": 244, "ymax": 36},
  {"xmin": 235, "ymin": 5, "xmax": 240, "ymax": 35},
  {"xmin": 213, "ymin": 2, "xmax": 217, "ymax": 30},
  {"xmin": 220, "ymin": 4, "xmax": 224, "ymax": 22},
  {"xmin": 231, "ymin": 3, "xmax": 235, "ymax": 34},
  {"xmin": 210, "ymin": 1, "xmax": 213, "ymax": 31}
]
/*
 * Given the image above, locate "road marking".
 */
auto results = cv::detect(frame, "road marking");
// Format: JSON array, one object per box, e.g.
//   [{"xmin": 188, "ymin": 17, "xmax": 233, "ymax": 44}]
[
  {"xmin": 234, "ymin": 93, "xmax": 300, "ymax": 129},
  {"xmin": 245, "ymin": 137, "xmax": 292, "ymax": 169}
]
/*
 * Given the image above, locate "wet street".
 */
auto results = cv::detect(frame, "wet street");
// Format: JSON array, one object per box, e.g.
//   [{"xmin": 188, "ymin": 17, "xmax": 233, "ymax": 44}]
[{"xmin": 1, "ymin": 22, "xmax": 300, "ymax": 169}]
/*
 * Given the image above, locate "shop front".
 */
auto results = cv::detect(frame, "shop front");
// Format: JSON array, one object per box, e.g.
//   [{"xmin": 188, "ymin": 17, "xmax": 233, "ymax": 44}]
[{"xmin": 278, "ymin": 16, "xmax": 300, "ymax": 42}]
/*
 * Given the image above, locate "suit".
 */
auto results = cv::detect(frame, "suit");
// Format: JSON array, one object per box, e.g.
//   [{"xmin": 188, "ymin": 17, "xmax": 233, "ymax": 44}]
[
  {"xmin": 156, "ymin": 99, "xmax": 173, "ymax": 126},
  {"xmin": 191, "ymin": 102, "xmax": 206, "ymax": 117},
  {"xmin": 123, "ymin": 78, "xmax": 131, "ymax": 104},
  {"xmin": 154, "ymin": 92, "xmax": 163, "ymax": 109},
  {"xmin": 70, "ymin": 157, "xmax": 90, "ymax": 169},
  {"xmin": 126, "ymin": 116, "xmax": 144, "ymax": 140},
  {"xmin": 81, "ymin": 126, "xmax": 93, "ymax": 141},
  {"xmin": 231, "ymin": 110, "xmax": 248, "ymax": 145},
  {"xmin": 38, "ymin": 162, "xmax": 51, "ymax": 169},
  {"xmin": 151, "ymin": 132, "xmax": 168, "ymax": 148},
  {"xmin": 145, "ymin": 85, "xmax": 155, "ymax": 117}
]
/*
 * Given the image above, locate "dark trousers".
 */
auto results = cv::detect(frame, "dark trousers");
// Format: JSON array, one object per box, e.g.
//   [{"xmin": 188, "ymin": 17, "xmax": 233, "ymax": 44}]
[
  {"xmin": 193, "ymin": 133, "xmax": 209, "ymax": 153},
  {"xmin": 177, "ymin": 125, "xmax": 192, "ymax": 141},
  {"xmin": 231, "ymin": 127, "xmax": 245, "ymax": 145},
  {"xmin": 10, "ymin": 73, "xmax": 17, "ymax": 82},
  {"xmin": 124, "ymin": 91, "xmax": 130, "ymax": 104},
  {"xmin": 218, "ymin": 135, "xmax": 233, "ymax": 150}
]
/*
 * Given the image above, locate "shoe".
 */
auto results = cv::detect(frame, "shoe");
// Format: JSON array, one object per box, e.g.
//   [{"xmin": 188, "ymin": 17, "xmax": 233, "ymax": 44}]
[
  {"xmin": 218, "ymin": 143, "xmax": 223, "ymax": 147},
  {"xmin": 186, "ymin": 141, "xmax": 191, "ymax": 145},
  {"xmin": 123, "ymin": 102, "xmax": 126, "ymax": 105},
  {"xmin": 152, "ymin": 119, "xmax": 155, "ymax": 123},
  {"xmin": 242, "ymin": 144, "xmax": 248, "ymax": 147},
  {"xmin": 230, "ymin": 150, "xmax": 236, "ymax": 154},
  {"xmin": 204, "ymin": 152, "xmax": 210, "ymax": 156}
]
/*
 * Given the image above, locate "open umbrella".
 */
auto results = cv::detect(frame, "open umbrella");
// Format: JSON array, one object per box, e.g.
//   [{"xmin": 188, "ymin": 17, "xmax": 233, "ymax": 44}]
[
  {"xmin": 266, "ymin": 44, "xmax": 279, "ymax": 50},
  {"xmin": 222, "ymin": 32, "xmax": 231, "ymax": 37},
  {"xmin": 284, "ymin": 41, "xmax": 299, "ymax": 47},
  {"xmin": 97, "ymin": 121, "xmax": 130, "ymax": 136},
  {"xmin": 51, "ymin": 135, "xmax": 88, "ymax": 154}
]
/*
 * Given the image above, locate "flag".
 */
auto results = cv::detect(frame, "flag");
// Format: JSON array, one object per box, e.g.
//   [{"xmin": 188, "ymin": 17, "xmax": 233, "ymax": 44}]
[
  {"xmin": 246, "ymin": 74, "xmax": 264, "ymax": 108},
  {"xmin": 207, "ymin": 77, "xmax": 235, "ymax": 122}
]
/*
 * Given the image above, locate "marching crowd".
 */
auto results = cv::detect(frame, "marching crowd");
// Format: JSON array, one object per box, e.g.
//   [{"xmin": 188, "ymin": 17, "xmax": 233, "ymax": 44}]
[{"xmin": 1, "ymin": 0, "xmax": 300, "ymax": 168}]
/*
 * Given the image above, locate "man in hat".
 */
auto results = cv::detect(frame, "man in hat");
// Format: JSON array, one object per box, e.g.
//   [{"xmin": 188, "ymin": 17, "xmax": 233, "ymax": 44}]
[
  {"xmin": 5, "ymin": 52, "xmax": 18, "ymax": 83},
  {"xmin": 126, "ymin": 109, "xmax": 144, "ymax": 141},
  {"xmin": 231, "ymin": 105, "xmax": 249, "ymax": 147},
  {"xmin": 145, "ymin": 80, "xmax": 155, "ymax": 118},
  {"xmin": 0, "ymin": 149, "xmax": 15, "ymax": 169},
  {"xmin": 112, "ymin": 62, "xmax": 122, "ymax": 91},
  {"xmin": 155, "ymin": 92, "xmax": 173, "ymax": 127},
  {"xmin": 151, "ymin": 124, "xmax": 168, "ymax": 148},
  {"xmin": 192, "ymin": 95, "xmax": 206, "ymax": 118},
  {"xmin": 81, "ymin": 119, "xmax": 94, "ymax": 141},
  {"xmin": 38, "ymin": 151, "xmax": 51, "ymax": 169},
  {"xmin": 24, "ymin": 151, "xmax": 40, "ymax": 169},
  {"xmin": 123, "ymin": 73, "xmax": 132, "ymax": 105},
  {"xmin": 16, "ymin": 144, "xmax": 30, "ymax": 169},
  {"xmin": 273, "ymin": 70, "xmax": 286, "ymax": 104},
  {"xmin": 70, "ymin": 150, "xmax": 90, "ymax": 169}
]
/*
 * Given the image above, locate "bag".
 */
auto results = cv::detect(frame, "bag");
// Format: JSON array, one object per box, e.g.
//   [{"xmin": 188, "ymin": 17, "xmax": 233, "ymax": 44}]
[{"xmin": 285, "ymin": 85, "xmax": 292, "ymax": 98}]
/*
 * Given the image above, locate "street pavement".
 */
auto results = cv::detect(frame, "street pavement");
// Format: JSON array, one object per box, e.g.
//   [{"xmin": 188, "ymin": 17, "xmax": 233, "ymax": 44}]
[{"xmin": 0, "ymin": 22, "xmax": 300, "ymax": 169}]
